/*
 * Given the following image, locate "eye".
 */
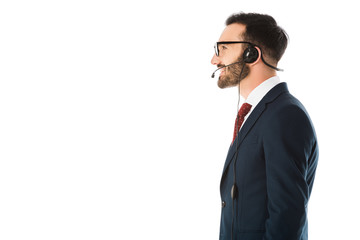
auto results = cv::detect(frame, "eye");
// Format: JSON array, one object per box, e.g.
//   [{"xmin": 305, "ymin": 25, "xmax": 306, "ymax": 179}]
[{"xmin": 221, "ymin": 45, "xmax": 227, "ymax": 50}]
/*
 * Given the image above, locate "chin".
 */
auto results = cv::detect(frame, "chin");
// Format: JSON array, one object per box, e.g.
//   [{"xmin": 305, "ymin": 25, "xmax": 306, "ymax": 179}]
[{"xmin": 217, "ymin": 76, "xmax": 239, "ymax": 89}]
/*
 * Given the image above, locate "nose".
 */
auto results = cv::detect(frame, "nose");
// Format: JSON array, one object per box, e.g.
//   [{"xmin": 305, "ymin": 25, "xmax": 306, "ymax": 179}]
[{"xmin": 211, "ymin": 54, "xmax": 220, "ymax": 65}]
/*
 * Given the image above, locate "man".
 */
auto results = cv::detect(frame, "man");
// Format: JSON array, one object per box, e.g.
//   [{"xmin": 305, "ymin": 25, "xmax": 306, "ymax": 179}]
[{"xmin": 211, "ymin": 13, "xmax": 318, "ymax": 240}]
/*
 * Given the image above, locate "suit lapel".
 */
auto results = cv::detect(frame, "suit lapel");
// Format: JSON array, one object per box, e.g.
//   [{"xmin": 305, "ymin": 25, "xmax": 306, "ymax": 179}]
[
  {"xmin": 221, "ymin": 83, "xmax": 289, "ymax": 176},
  {"xmin": 221, "ymin": 104, "xmax": 266, "ymax": 175}
]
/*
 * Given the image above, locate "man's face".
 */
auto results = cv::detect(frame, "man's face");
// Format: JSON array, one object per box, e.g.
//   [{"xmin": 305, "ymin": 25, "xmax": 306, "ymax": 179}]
[{"xmin": 211, "ymin": 23, "xmax": 250, "ymax": 89}]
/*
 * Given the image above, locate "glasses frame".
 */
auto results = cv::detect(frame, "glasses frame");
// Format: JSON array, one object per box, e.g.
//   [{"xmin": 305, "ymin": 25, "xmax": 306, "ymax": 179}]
[{"xmin": 214, "ymin": 41, "xmax": 255, "ymax": 57}]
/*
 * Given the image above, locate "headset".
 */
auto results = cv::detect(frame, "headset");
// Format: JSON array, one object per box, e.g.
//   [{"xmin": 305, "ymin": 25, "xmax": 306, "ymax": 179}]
[
  {"xmin": 211, "ymin": 43, "xmax": 282, "ymax": 78},
  {"xmin": 243, "ymin": 44, "xmax": 259, "ymax": 63}
]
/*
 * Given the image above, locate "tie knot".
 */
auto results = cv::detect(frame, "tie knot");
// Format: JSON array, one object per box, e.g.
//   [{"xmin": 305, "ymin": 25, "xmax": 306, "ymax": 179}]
[{"xmin": 237, "ymin": 103, "xmax": 252, "ymax": 118}]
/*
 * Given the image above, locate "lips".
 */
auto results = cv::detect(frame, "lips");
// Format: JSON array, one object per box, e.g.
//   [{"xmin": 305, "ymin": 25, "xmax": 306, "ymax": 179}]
[{"xmin": 220, "ymin": 68, "xmax": 225, "ymax": 76}]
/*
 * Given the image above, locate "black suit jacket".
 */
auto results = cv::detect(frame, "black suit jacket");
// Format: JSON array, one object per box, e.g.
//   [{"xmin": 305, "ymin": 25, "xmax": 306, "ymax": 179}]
[{"xmin": 219, "ymin": 83, "xmax": 318, "ymax": 240}]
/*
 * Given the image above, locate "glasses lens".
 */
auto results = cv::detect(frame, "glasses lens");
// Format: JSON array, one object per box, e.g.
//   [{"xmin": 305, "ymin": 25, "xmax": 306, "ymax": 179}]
[{"xmin": 214, "ymin": 43, "xmax": 219, "ymax": 56}]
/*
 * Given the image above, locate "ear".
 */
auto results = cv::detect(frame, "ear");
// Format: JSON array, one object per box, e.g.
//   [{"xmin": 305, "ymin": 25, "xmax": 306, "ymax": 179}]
[{"xmin": 249, "ymin": 46, "xmax": 261, "ymax": 66}]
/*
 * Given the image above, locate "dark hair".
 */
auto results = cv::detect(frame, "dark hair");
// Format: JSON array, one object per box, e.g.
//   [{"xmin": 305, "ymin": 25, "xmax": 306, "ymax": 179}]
[{"xmin": 226, "ymin": 12, "xmax": 288, "ymax": 63}]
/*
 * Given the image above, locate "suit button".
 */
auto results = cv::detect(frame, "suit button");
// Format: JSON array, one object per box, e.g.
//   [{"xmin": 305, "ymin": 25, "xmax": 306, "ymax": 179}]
[{"xmin": 222, "ymin": 201, "xmax": 226, "ymax": 208}]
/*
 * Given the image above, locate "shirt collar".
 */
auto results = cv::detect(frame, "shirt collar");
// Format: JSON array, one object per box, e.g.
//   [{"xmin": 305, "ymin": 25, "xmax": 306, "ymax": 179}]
[{"xmin": 245, "ymin": 76, "xmax": 282, "ymax": 108}]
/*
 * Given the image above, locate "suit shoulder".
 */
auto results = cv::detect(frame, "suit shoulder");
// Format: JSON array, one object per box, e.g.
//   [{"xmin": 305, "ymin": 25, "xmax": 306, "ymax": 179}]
[
  {"xmin": 269, "ymin": 92, "xmax": 310, "ymax": 119},
  {"xmin": 264, "ymin": 92, "xmax": 316, "ymax": 138}
]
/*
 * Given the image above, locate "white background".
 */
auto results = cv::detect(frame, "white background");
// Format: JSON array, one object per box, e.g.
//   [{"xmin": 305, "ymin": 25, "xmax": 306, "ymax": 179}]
[{"xmin": 1, "ymin": 0, "xmax": 359, "ymax": 239}]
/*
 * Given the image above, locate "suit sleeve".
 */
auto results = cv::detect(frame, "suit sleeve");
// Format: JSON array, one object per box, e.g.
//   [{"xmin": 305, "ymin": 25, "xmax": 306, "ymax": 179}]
[{"xmin": 262, "ymin": 104, "xmax": 317, "ymax": 240}]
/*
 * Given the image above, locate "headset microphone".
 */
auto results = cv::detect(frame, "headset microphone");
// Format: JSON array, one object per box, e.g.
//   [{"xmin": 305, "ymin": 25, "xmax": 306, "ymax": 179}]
[{"xmin": 211, "ymin": 61, "xmax": 242, "ymax": 78}]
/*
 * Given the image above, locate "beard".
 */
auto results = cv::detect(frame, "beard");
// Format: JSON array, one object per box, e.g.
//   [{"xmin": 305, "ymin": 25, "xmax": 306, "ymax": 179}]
[{"xmin": 217, "ymin": 57, "xmax": 250, "ymax": 89}]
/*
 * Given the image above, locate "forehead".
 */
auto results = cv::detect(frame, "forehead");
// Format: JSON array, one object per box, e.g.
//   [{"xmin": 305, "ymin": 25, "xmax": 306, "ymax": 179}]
[{"xmin": 219, "ymin": 23, "xmax": 246, "ymax": 41}]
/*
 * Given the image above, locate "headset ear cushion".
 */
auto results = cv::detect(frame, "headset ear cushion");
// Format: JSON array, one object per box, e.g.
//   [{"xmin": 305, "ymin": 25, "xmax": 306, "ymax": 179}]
[{"xmin": 243, "ymin": 46, "xmax": 259, "ymax": 63}]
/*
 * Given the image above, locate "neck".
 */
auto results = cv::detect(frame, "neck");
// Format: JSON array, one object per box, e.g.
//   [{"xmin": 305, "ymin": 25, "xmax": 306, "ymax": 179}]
[{"xmin": 239, "ymin": 66, "xmax": 277, "ymax": 99}]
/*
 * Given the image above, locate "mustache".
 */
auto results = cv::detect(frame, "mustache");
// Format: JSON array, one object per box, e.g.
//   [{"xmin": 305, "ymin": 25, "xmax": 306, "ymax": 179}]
[{"xmin": 217, "ymin": 61, "xmax": 243, "ymax": 69}]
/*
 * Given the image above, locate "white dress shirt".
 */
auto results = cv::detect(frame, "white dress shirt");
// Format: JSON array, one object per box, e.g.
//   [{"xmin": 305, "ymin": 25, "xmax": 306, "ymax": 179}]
[{"xmin": 240, "ymin": 76, "xmax": 282, "ymax": 129}]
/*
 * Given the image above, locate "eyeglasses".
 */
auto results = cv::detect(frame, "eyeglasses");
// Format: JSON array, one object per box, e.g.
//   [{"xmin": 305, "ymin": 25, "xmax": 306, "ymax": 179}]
[{"xmin": 214, "ymin": 41, "xmax": 254, "ymax": 57}]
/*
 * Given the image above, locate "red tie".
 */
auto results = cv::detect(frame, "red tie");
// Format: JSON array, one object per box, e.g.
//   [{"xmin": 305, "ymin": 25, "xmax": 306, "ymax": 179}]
[{"xmin": 232, "ymin": 103, "xmax": 252, "ymax": 143}]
